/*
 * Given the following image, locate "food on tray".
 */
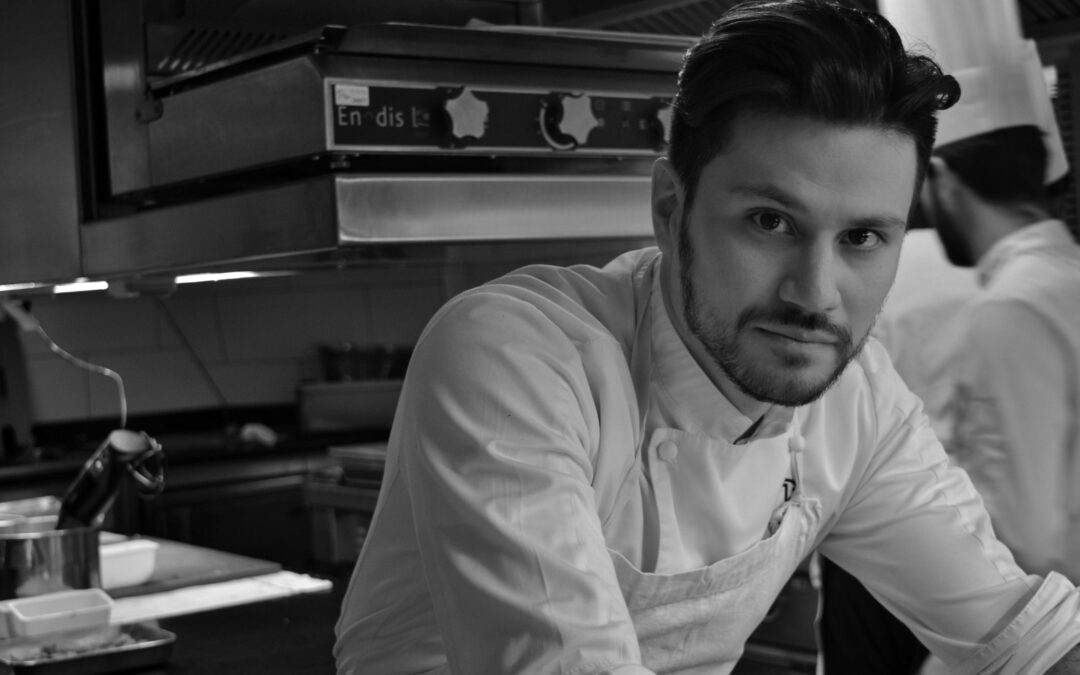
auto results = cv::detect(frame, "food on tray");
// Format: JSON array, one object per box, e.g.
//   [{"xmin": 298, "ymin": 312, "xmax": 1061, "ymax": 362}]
[{"xmin": 0, "ymin": 625, "xmax": 133, "ymax": 663}]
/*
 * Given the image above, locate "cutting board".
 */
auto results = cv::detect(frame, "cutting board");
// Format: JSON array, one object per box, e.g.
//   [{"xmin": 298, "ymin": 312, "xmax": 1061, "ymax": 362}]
[{"xmin": 107, "ymin": 538, "xmax": 282, "ymax": 599}]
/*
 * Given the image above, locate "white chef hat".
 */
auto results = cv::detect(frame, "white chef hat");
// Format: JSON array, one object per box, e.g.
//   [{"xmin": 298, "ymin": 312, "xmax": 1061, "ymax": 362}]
[{"xmin": 878, "ymin": 0, "xmax": 1068, "ymax": 184}]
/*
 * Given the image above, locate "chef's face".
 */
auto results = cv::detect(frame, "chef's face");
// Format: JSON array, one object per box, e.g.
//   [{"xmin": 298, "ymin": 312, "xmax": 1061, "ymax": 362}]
[
  {"xmin": 920, "ymin": 159, "xmax": 977, "ymax": 267},
  {"xmin": 653, "ymin": 111, "xmax": 916, "ymax": 413}
]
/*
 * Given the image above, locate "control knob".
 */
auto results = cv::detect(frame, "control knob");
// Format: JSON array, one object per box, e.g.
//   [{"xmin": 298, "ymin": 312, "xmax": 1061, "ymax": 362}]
[
  {"xmin": 541, "ymin": 93, "xmax": 600, "ymax": 149},
  {"xmin": 655, "ymin": 102, "xmax": 674, "ymax": 147},
  {"xmin": 444, "ymin": 87, "xmax": 489, "ymax": 141},
  {"xmin": 558, "ymin": 93, "xmax": 600, "ymax": 145}
]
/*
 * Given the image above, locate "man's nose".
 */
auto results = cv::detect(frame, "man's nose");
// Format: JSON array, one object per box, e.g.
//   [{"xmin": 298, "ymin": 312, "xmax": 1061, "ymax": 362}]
[{"xmin": 778, "ymin": 244, "xmax": 842, "ymax": 314}]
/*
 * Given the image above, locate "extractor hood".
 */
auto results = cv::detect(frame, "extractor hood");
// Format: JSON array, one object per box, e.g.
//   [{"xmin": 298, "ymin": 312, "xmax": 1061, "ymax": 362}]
[
  {"xmin": 4, "ymin": 0, "xmax": 1077, "ymax": 286},
  {"xmin": 70, "ymin": 2, "xmax": 694, "ymax": 280}
]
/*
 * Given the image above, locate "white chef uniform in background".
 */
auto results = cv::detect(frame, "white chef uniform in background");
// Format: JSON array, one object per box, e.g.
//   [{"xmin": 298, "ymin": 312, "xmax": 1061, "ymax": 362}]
[
  {"xmin": 873, "ymin": 229, "xmax": 977, "ymax": 446},
  {"xmin": 875, "ymin": 2, "xmax": 1080, "ymax": 674}
]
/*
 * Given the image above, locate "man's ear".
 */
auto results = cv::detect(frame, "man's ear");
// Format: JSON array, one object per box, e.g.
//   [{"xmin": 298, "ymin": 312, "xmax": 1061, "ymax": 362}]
[
  {"xmin": 925, "ymin": 156, "xmax": 962, "ymax": 203},
  {"xmin": 651, "ymin": 158, "xmax": 685, "ymax": 254}
]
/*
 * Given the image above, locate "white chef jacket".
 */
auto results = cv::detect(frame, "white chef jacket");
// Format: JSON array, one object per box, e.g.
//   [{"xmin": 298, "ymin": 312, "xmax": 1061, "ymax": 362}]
[
  {"xmin": 873, "ymin": 229, "xmax": 978, "ymax": 445},
  {"xmin": 948, "ymin": 220, "xmax": 1080, "ymax": 582},
  {"xmin": 334, "ymin": 247, "xmax": 1080, "ymax": 674}
]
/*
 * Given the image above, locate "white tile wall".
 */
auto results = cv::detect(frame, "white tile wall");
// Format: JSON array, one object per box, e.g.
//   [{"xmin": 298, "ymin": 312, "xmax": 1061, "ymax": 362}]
[
  {"xmin": 367, "ymin": 285, "xmax": 445, "ymax": 345},
  {"xmin": 208, "ymin": 361, "xmax": 308, "ymax": 406},
  {"xmin": 17, "ymin": 242, "xmax": 642, "ymax": 424},
  {"xmin": 216, "ymin": 289, "xmax": 371, "ymax": 361},
  {"xmin": 85, "ymin": 349, "xmax": 222, "ymax": 419},
  {"xmin": 24, "ymin": 295, "xmax": 163, "ymax": 355},
  {"xmin": 156, "ymin": 294, "xmax": 227, "ymax": 361},
  {"xmin": 23, "ymin": 356, "xmax": 91, "ymax": 421}
]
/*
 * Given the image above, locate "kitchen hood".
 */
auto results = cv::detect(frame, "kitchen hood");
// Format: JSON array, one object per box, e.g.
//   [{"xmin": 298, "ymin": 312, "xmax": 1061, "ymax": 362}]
[{"xmin": 73, "ymin": 3, "xmax": 695, "ymax": 280}]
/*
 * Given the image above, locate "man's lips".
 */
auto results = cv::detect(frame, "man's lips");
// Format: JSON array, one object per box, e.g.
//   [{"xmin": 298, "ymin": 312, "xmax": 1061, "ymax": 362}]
[{"xmin": 756, "ymin": 324, "xmax": 840, "ymax": 345}]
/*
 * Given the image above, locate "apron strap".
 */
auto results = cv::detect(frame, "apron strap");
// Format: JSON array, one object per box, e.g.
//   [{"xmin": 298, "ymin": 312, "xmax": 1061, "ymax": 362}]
[
  {"xmin": 629, "ymin": 255, "xmax": 659, "ymax": 447},
  {"xmin": 768, "ymin": 410, "xmax": 807, "ymax": 536},
  {"xmin": 788, "ymin": 409, "xmax": 806, "ymax": 494}
]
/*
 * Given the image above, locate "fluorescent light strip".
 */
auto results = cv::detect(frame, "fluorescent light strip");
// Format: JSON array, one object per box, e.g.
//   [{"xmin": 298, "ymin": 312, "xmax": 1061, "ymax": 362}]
[
  {"xmin": 0, "ymin": 282, "xmax": 49, "ymax": 294},
  {"xmin": 0, "ymin": 271, "xmax": 294, "ymax": 297},
  {"xmin": 54, "ymin": 280, "xmax": 109, "ymax": 294},
  {"xmin": 175, "ymin": 271, "xmax": 276, "ymax": 284}
]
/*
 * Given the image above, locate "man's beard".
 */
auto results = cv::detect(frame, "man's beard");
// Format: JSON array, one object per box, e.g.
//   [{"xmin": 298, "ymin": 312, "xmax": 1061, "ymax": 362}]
[
  {"xmin": 677, "ymin": 224, "xmax": 868, "ymax": 407},
  {"xmin": 920, "ymin": 188, "xmax": 975, "ymax": 267}
]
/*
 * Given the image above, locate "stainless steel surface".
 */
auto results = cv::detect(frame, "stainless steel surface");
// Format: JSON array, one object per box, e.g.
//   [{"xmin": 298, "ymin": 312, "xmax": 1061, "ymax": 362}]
[
  {"xmin": 0, "ymin": 2, "xmax": 83, "ymax": 285},
  {"xmin": 106, "ymin": 22, "xmax": 681, "ymax": 193},
  {"xmin": 82, "ymin": 174, "xmax": 653, "ymax": 277},
  {"xmin": 97, "ymin": 2, "xmax": 152, "ymax": 202},
  {"xmin": 92, "ymin": 0, "xmax": 1074, "ymax": 283},
  {"xmin": 7, "ymin": 0, "xmax": 1080, "ymax": 286},
  {"xmin": 78, "ymin": 7, "xmax": 677, "ymax": 278},
  {"xmin": 82, "ymin": 178, "xmax": 342, "ymax": 278},
  {"xmin": 0, "ymin": 622, "xmax": 176, "ymax": 675},
  {"xmin": 334, "ymin": 175, "xmax": 654, "ymax": 242},
  {"xmin": 138, "ymin": 55, "xmax": 327, "ymax": 191},
  {"xmin": 0, "ymin": 517, "xmax": 101, "ymax": 601},
  {"xmin": 0, "ymin": 499, "xmax": 60, "ymax": 520}
]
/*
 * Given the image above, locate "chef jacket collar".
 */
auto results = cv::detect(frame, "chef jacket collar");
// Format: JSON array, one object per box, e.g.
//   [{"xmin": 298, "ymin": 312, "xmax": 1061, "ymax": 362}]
[
  {"xmin": 648, "ymin": 271, "xmax": 796, "ymax": 445},
  {"xmin": 977, "ymin": 219, "xmax": 1074, "ymax": 286}
]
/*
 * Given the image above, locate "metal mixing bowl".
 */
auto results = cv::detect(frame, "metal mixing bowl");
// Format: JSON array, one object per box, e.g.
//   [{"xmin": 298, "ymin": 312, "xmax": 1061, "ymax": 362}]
[{"xmin": 0, "ymin": 515, "xmax": 101, "ymax": 600}]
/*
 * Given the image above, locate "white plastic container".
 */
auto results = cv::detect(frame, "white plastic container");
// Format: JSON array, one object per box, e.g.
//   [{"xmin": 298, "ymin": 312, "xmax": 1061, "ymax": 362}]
[
  {"xmin": 0, "ymin": 588, "xmax": 113, "ymax": 638},
  {"xmin": 100, "ymin": 538, "xmax": 159, "ymax": 590}
]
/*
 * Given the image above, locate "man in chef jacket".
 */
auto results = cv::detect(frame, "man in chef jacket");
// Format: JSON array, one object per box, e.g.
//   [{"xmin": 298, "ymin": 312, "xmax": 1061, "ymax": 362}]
[
  {"xmin": 334, "ymin": 1, "xmax": 1080, "ymax": 673},
  {"xmin": 923, "ymin": 125, "xmax": 1080, "ymax": 584},
  {"xmin": 909, "ymin": 17, "xmax": 1079, "ymax": 579},
  {"xmin": 818, "ymin": 2, "xmax": 1080, "ymax": 673}
]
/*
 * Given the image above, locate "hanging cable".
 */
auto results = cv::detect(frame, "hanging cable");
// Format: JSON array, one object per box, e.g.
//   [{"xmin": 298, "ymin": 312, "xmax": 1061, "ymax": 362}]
[
  {"xmin": 0, "ymin": 298, "xmax": 128, "ymax": 429},
  {"xmin": 36, "ymin": 324, "xmax": 127, "ymax": 429},
  {"xmin": 154, "ymin": 297, "xmax": 230, "ymax": 426}
]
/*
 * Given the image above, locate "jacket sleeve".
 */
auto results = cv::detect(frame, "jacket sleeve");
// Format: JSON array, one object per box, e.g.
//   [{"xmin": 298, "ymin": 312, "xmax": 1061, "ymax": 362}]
[
  {"xmin": 397, "ymin": 290, "xmax": 653, "ymax": 675},
  {"xmin": 817, "ymin": 342, "xmax": 1080, "ymax": 674},
  {"xmin": 950, "ymin": 299, "xmax": 1075, "ymax": 579}
]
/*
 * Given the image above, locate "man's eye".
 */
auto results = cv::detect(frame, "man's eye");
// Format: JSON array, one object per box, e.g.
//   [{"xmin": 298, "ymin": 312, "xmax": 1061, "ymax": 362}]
[
  {"xmin": 752, "ymin": 211, "xmax": 791, "ymax": 233},
  {"xmin": 845, "ymin": 229, "xmax": 885, "ymax": 249}
]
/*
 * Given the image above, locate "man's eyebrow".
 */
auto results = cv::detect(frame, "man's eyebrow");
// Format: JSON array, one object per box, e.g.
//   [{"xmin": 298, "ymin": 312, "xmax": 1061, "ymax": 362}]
[
  {"xmin": 853, "ymin": 215, "xmax": 908, "ymax": 231},
  {"xmin": 730, "ymin": 184, "xmax": 801, "ymax": 210},
  {"xmin": 731, "ymin": 183, "xmax": 908, "ymax": 230}
]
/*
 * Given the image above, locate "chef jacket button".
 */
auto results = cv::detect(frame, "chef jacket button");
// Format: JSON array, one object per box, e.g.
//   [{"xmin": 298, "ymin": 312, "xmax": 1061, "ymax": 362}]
[{"xmin": 658, "ymin": 441, "xmax": 679, "ymax": 462}]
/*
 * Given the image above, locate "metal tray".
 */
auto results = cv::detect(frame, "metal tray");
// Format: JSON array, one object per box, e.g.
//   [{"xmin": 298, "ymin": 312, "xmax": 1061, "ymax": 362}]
[{"xmin": 0, "ymin": 623, "xmax": 175, "ymax": 675}]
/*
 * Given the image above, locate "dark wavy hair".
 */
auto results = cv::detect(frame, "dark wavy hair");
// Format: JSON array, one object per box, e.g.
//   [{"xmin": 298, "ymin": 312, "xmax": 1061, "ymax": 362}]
[{"xmin": 668, "ymin": 0, "xmax": 960, "ymax": 213}]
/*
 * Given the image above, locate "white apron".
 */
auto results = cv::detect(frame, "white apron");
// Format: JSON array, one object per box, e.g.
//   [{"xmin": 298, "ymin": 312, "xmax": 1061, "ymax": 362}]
[
  {"xmin": 610, "ymin": 264, "xmax": 823, "ymax": 674},
  {"xmin": 609, "ymin": 448, "xmax": 820, "ymax": 674}
]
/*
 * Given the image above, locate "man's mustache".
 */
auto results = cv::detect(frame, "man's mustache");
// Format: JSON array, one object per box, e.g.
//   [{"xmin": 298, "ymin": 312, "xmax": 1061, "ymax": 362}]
[{"xmin": 736, "ymin": 306, "xmax": 851, "ymax": 344}]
